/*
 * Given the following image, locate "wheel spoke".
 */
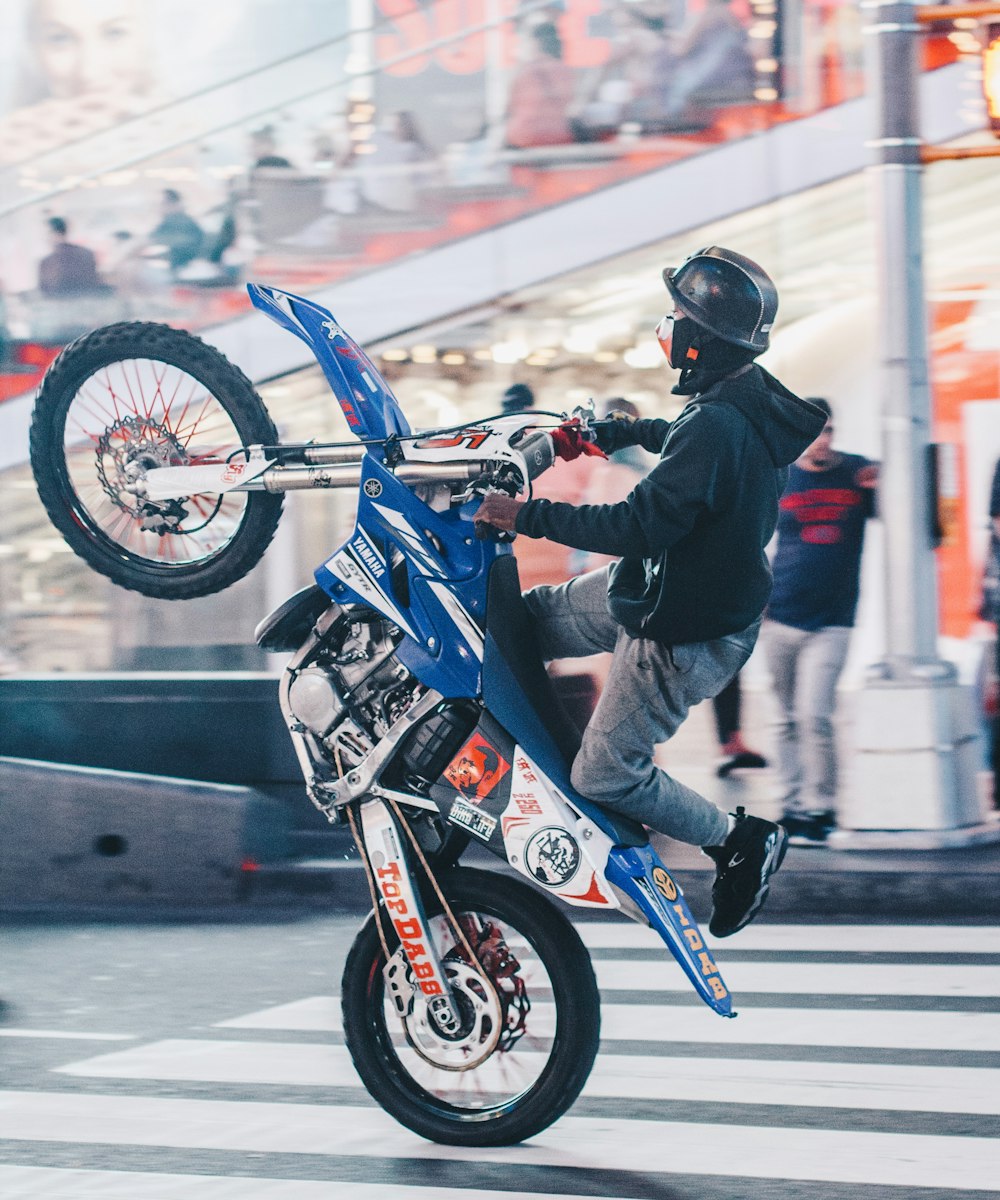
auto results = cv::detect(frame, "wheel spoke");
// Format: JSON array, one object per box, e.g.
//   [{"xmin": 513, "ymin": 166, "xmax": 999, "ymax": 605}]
[
  {"xmin": 380, "ymin": 909, "xmax": 555, "ymax": 1110},
  {"xmin": 63, "ymin": 354, "xmax": 249, "ymax": 568}
]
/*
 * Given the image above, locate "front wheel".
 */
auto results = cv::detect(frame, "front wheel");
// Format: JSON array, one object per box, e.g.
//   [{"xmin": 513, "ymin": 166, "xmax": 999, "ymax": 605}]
[
  {"xmin": 29, "ymin": 322, "xmax": 283, "ymax": 600},
  {"xmin": 341, "ymin": 866, "xmax": 600, "ymax": 1146}
]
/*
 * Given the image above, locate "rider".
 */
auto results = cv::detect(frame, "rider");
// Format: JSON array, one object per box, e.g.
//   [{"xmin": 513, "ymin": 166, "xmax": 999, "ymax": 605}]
[{"xmin": 475, "ymin": 246, "xmax": 827, "ymax": 937}]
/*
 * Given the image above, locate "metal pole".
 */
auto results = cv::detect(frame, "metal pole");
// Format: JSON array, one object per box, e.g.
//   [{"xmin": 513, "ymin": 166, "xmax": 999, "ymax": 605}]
[
  {"xmin": 864, "ymin": 0, "xmax": 949, "ymax": 677},
  {"xmin": 841, "ymin": 0, "xmax": 992, "ymax": 846}
]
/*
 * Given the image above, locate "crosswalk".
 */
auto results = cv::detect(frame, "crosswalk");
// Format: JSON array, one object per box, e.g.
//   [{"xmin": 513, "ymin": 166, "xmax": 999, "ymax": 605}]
[{"xmin": 1, "ymin": 921, "xmax": 999, "ymax": 1198}]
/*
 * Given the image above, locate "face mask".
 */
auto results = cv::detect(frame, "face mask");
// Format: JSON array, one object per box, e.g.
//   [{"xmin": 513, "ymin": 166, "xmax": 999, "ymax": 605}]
[
  {"xmin": 661, "ymin": 314, "xmax": 701, "ymax": 371},
  {"xmin": 655, "ymin": 313, "xmax": 674, "ymax": 365}
]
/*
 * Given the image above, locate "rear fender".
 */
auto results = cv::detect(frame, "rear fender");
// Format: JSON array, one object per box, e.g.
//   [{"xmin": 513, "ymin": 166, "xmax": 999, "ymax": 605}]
[{"xmin": 605, "ymin": 844, "xmax": 735, "ymax": 1017}]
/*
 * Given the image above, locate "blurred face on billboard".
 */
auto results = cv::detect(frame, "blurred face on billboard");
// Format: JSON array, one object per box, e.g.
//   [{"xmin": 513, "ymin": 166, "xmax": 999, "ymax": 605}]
[{"xmin": 28, "ymin": 0, "xmax": 147, "ymax": 99}]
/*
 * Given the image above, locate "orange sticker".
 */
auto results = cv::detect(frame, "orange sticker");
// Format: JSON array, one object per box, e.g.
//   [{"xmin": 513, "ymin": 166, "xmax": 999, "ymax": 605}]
[
  {"xmin": 444, "ymin": 733, "xmax": 510, "ymax": 804},
  {"xmin": 652, "ymin": 866, "xmax": 678, "ymax": 901}
]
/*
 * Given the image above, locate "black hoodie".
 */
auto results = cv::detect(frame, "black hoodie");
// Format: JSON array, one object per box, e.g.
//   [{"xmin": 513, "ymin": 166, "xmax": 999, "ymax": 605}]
[{"xmin": 515, "ymin": 364, "xmax": 827, "ymax": 645}]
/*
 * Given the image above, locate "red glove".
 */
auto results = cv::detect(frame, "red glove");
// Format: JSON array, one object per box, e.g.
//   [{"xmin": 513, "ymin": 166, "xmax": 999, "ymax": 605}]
[{"xmin": 550, "ymin": 419, "xmax": 608, "ymax": 462}]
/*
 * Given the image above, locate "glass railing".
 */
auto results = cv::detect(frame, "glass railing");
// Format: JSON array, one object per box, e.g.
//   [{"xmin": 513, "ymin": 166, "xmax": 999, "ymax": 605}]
[{"xmin": 4, "ymin": 0, "xmax": 965, "ymax": 392}]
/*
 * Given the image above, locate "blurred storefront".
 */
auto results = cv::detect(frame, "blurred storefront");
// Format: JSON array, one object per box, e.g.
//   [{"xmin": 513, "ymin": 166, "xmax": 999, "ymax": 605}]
[{"xmin": 0, "ymin": 0, "xmax": 997, "ymax": 677}]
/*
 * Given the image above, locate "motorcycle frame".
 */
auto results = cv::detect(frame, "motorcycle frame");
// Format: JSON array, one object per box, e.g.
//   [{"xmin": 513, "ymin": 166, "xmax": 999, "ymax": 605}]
[{"xmin": 149, "ymin": 284, "xmax": 737, "ymax": 1018}]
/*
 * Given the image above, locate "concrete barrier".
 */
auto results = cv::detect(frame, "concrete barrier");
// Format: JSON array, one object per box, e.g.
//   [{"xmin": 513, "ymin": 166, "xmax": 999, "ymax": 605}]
[{"xmin": 0, "ymin": 757, "xmax": 292, "ymax": 910}]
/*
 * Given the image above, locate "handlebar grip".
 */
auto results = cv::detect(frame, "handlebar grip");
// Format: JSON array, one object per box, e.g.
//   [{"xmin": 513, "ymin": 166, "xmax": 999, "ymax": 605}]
[{"xmin": 516, "ymin": 430, "xmax": 556, "ymax": 481}]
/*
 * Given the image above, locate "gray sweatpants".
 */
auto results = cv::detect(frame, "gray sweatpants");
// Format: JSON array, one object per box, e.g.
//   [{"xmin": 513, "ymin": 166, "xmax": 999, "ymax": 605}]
[
  {"xmin": 760, "ymin": 619, "xmax": 852, "ymax": 815},
  {"xmin": 524, "ymin": 567, "xmax": 759, "ymax": 847}
]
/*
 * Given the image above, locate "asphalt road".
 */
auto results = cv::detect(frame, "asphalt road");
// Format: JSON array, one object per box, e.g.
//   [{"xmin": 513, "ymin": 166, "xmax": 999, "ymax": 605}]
[{"xmin": 2, "ymin": 909, "xmax": 999, "ymax": 1200}]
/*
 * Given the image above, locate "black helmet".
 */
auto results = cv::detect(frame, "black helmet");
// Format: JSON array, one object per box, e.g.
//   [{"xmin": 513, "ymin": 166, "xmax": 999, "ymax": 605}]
[{"xmin": 663, "ymin": 246, "xmax": 777, "ymax": 353}]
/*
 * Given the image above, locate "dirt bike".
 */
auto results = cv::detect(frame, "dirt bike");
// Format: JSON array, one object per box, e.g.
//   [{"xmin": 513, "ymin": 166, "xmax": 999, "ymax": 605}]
[{"xmin": 28, "ymin": 284, "xmax": 735, "ymax": 1147}]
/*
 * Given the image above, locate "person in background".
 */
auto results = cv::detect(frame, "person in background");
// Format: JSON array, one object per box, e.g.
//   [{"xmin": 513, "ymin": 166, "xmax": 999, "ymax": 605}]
[
  {"xmin": 360, "ymin": 110, "xmax": 436, "ymax": 213},
  {"xmin": 984, "ymin": 457, "xmax": 1000, "ymax": 808},
  {"xmin": 250, "ymin": 125, "xmax": 294, "ymax": 170},
  {"xmin": 569, "ymin": 397, "xmax": 652, "ymax": 574},
  {"xmin": 761, "ymin": 397, "xmax": 879, "ymax": 843},
  {"xmin": 712, "ymin": 674, "xmax": 767, "ymax": 777},
  {"xmin": 476, "ymin": 247, "xmax": 827, "ymax": 937},
  {"xmin": 649, "ymin": 0, "xmax": 755, "ymax": 129},
  {"xmin": 148, "ymin": 189, "xmax": 204, "ymax": 273},
  {"xmin": 38, "ymin": 216, "xmax": 102, "ymax": 296},
  {"xmin": 504, "ymin": 20, "xmax": 577, "ymax": 149},
  {"xmin": 569, "ymin": 5, "xmax": 668, "ymax": 141},
  {"xmin": 500, "ymin": 383, "xmax": 593, "ymax": 591}
]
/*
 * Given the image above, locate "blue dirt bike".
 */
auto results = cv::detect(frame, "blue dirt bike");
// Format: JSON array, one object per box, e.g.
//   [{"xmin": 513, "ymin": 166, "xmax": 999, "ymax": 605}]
[{"xmin": 29, "ymin": 284, "xmax": 735, "ymax": 1146}]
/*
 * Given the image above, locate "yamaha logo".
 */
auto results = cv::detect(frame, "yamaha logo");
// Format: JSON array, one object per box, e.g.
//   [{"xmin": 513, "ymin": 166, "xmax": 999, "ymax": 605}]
[{"xmin": 363, "ymin": 480, "xmax": 383, "ymax": 498}]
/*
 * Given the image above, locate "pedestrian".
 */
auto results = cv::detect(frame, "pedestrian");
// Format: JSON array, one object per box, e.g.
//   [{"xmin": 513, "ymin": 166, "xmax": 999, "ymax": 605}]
[
  {"xmin": 148, "ymin": 189, "xmax": 204, "ymax": 273},
  {"xmin": 503, "ymin": 20, "xmax": 577, "ymax": 149},
  {"xmin": 37, "ymin": 216, "xmax": 102, "ymax": 296},
  {"xmin": 475, "ymin": 246, "xmax": 826, "ymax": 936},
  {"xmin": 761, "ymin": 397, "xmax": 879, "ymax": 843},
  {"xmin": 499, "ymin": 382, "xmax": 593, "ymax": 591},
  {"xmin": 712, "ymin": 673, "xmax": 768, "ymax": 777},
  {"xmin": 250, "ymin": 125, "xmax": 294, "ymax": 170},
  {"xmin": 982, "ymin": 456, "xmax": 1000, "ymax": 807}
]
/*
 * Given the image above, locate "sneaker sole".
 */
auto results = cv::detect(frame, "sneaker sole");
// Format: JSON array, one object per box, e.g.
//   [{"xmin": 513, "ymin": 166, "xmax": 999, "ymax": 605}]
[{"xmin": 716, "ymin": 825, "xmax": 789, "ymax": 937}]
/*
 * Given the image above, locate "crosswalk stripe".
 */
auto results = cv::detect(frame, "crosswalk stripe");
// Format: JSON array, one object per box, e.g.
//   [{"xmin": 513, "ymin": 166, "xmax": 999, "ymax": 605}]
[
  {"xmin": 575, "ymin": 923, "xmax": 1000, "ymax": 954},
  {"xmin": 590, "ymin": 958, "xmax": 1000, "ymax": 996},
  {"xmin": 52, "ymin": 1038, "xmax": 1000, "ymax": 1115},
  {"xmin": 2, "ymin": 1091, "xmax": 997, "ymax": 1191},
  {"xmin": 0, "ymin": 1165, "xmax": 619, "ymax": 1200},
  {"xmin": 218, "ymin": 995, "xmax": 1000, "ymax": 1050},
  {"xmin": 0, "ymin": 1030, "xmax": 135, "ymax": 1041}
]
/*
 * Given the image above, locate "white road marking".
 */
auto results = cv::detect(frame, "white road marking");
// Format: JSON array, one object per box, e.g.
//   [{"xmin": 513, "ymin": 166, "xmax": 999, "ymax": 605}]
[
  {"xmin": 2, "ymin": 1092, "xmax": 999, "ymax": 1191},
  {"xmin": 575, "ymin": 922, "xmax": 1000, "ymax": 954},
  {"xmin": 216, "ymin": 994, "xmax": 1000, "ymax": 1050},
  {"xmin": 0, "ymin": 1030, "xmax": 136, "ymax": 1041},
  {"xmin": 591, "ymin": 958, "xmax": 1000, "ymax": 996},
  {"xmin": 0, "ymin": 1165, "xmax": 619, "ymax": 1200},
  {"xmin": 53, "ymin": 1038, "xmax": 1000, "ymax": 1115}
]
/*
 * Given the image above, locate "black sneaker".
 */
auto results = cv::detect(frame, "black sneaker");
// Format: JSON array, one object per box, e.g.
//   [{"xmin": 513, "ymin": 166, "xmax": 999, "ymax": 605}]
[
  {"xmin": 782, "ymin": 810, "xmax": 835, "ymax": 845},
  {"xmin": 703, "ymin": 807, "xmax": 788, "ymax": 938},
  {"xmin": 715, "ymin": 750, "xmax": 768, "ymax": 778}
]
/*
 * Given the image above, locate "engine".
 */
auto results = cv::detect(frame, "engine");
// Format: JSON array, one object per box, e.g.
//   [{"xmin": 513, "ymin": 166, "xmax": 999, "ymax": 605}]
[
  {"xmin": 286, "ymin": 615, "xmax": 419, "ymax": 778},
  {"xmin": 284, "ymin": 608, "xmax": 482, "ymax": 817}
]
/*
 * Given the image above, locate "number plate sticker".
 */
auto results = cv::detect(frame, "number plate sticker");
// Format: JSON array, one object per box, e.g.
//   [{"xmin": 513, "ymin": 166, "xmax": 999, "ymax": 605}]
[{"xmin": 448, "ymin": 797, "xmax": 498, "ymax": 842}]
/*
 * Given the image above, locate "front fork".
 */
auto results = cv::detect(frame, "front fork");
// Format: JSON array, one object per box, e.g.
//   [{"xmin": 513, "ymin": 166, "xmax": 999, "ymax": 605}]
[{"xmin": 358, "ymin": 799, "xmax": 462, "ymax": 1033}]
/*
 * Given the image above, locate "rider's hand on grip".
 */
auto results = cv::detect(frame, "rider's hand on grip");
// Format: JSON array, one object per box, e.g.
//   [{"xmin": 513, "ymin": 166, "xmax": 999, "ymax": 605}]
[
  {"xmin": 550, "ymin": 418, "xmax": 608, "ymax": 462},
  {"xmin": 474, "ymin": 491, "xmax": 523, "ymax": 539}
]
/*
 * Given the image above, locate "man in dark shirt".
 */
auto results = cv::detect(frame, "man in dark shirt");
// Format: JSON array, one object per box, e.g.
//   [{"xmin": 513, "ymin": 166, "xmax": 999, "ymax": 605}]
[
  {"xmin": 149, "ymin": 189, "xmax": 204, "ymax": 272},
  {"xmin": 476, "ymin": 246, "xmax": 826, "ymax": 936},
  {"xmin": 38, "ymin": 217, "xmax": 101, "ymax": 296},
  {"xmin": 761, "ymin": 398, "xmax": 878, "ymax": 843}
]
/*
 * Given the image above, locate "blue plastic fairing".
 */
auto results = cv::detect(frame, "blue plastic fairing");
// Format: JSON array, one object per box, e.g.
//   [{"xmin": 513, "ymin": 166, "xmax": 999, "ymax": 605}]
[
  {"xmin": 247, "ymin": 284, "xmax": 410, "ymax": 442},
  {"xmin": 605, "ymin": 845, "xmax": 735, "ymax": 1016},
  {"xmin": 314, "ymin": 457, "xmax": 498, "ymax": 698}
]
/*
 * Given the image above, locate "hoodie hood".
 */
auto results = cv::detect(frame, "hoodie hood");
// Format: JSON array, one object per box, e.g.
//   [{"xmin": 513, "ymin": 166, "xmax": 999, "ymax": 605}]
[{"xmin": 700, "ymin": 364, "xmax": 827, "ymax": 468}]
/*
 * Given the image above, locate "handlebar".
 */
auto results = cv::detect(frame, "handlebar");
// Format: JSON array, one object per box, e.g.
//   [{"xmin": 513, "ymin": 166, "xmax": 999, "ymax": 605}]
[{"xmin": 256, "ymin": 429, "xmax": 557, "ymax": 494}]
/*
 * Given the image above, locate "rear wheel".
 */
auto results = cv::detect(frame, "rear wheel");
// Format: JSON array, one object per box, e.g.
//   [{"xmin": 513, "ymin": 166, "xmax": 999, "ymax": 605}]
[
  {"xmin": 29, "ymin": 322, "xmax": 283, "ymax": 599},
  {"xmin": 341, "ymin": 867, "xmax": 600, "ymax": 1146}
]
